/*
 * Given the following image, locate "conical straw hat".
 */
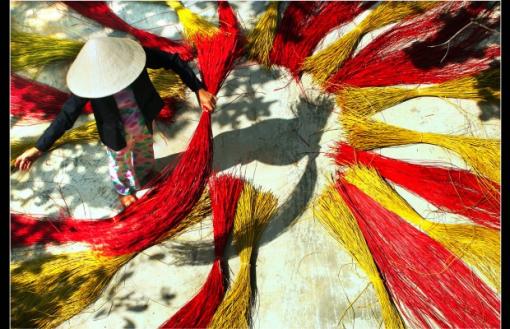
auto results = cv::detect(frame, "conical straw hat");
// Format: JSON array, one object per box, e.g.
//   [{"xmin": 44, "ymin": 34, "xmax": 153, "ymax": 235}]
[{"xmin": 66, "ymin": 37, "xmax": 146, "ymax": 98}]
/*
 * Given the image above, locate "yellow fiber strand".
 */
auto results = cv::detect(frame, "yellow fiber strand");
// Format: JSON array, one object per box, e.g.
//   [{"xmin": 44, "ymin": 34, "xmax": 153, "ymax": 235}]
[
  {"xmin": 302, "ymin": 1, "xmax": 438, "ymax": 85},
  {"xmin": 208, "ymin": 182, "xmax": 278, "ymax": 329},
  {"xmin": 313, "ymin": 183, "xmax": 406, "ymax": 329},
  {"xmin": 337, "ymin": 69, "xmax": 500, "ymax": 117},
  {"xmin": 245, "ymin": 1, "xmax": 279, "ymax": 66},
  {"xmin": 11, "ymin": 28, "xmax": 83, "ymax": 72},
  {"xmin": 11, "ymin": 120, "xmax": 99, "ymax": 167},
  {"xmin": 343, "ymin": 165, "xmax": 500, "ymax": 291},
  {"xmin": 148, "ymin": 68, "xmax": 186, "ymax": 101},
  {"xmin": 11, "ymin": 250, "xmax": 133, "ymax": 329},
  {"xmin": 342, "ymin": 114, "xmax": 501, "ymax": 184},
  {"xmin": 166, "ymin": 1, "xmax": 219, "ymax": 41}
]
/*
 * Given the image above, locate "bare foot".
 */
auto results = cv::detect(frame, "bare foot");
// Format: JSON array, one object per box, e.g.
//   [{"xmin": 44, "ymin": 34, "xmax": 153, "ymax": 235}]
[{"xmin": 119, "ymin": 194, "xmax": 137, "ymax": 208}]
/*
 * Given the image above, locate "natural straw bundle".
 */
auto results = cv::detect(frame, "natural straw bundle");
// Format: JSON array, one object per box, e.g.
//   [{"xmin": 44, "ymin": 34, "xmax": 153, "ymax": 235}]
[
  {"xmin": 245, "ymin": 1, "xmax": 279, "ymax": 67},
  {"xmin": 302, "ymin": 1, "xmax": 438, "ymax": 86},
  {"xmin": 11, "ymin": 120, "xmax": 99, "ymax": 168},
  {"xmin": 314, "ymin": 182, "xmax": 406, "ymax": 329},
  {"xmin": 11, "ymin": 250, "xmax": 133, "ymax": 329},
  {"xmin": 344, "ymin": 165, "xmax": 500, "ymax": 291},
  {"xmin": 208, "ymin": 182, "xmax": 278, "ymax": 329},
  {"xmin": 332, "ymin": 143, "xmax": 500, "ymax": 229},
  {"xmin": 337, "ymin": 68, "xmax": 500, "ymax": 117},
  {"xmin": 342, "ymin": 114, "xmax": 501, "ymax": 183},
  {"xmin": 166, "ymin": 0, "xmax": 220, "ymax": 41}
]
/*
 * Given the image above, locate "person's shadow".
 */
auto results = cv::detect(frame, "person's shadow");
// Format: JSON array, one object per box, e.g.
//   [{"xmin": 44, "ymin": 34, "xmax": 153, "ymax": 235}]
[{"xmin": 161, "ymin": 92, "xmax": 334, "ymax": 266}]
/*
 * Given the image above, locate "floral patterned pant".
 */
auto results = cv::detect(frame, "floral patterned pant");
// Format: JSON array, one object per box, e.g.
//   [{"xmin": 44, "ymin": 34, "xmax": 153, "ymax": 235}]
[{"xmin": 106, "ymin": 88, "xmax": 155, "ymax": 196}]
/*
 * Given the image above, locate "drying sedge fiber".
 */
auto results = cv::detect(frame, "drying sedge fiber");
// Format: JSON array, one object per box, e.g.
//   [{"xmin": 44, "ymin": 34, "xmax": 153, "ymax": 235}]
[
  {"xmin": 269, "ymin": 1, "xmax": 369, "ymax": 78},
  {"xmin": 11, "ymin": 28, "xmax": 83, "ymax": 72},
  {"xmin": 344, "ymin": 165, "xmax": 500, "ymax": 291},
  {"xmin": 337, "ymin": 68, "xmax": 500, "ymax": 117},
  {"xmin": 326, "ymin": 1, "xmax": 500, "ymax": 92},
  {"xmin": 336, "ymin": 174, "xmax": 500, "ymax": 328},
  {"xmin": 160, "ymin": 174, "xmax": 244, "ymax": 328},
  {"xmin": 11, "ymin": 110, "xmax": 212, "ymax": 255},
  {"xmin": 208, "ymin": 182, "xmax": 278, "ymax": 329},
  {"xmin": 245, "ymin": 1, "xmax": 279, "ymax": 67},
  {"xmin": 332, "ymin": 143, "xmax": 500, "ymax": 230},
  {"xmin": 166, "ymin": 0, "xmax": 219, "ymax": 41},
  {"xmin": 342, "ymin": 114, "xmax": 501, "ymax": 184},
  {"xmin": 11, "ymin": 120, "xmax": 99, "ymax": 168},
  {"xmin": 11, "ymin": 188, "xmax": 210, "ymax": 329},
  {"xmin": 302, "ymin": 1, "xmax": 439, "ymax": 86},
  {"xmin": 314, "ymin": 182, "xmax": 406, "ymax": 329},
  {"xmin": 64, "ymin": 1, "xmax": 194, "ymax": 61},
  {"xmin": 11, "ymin": 250, "xmax": 133, "ymax": 329}
]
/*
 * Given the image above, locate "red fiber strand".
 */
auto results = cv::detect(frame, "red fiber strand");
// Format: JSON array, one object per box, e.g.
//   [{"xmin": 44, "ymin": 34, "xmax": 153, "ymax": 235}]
[
  {"xmin": 160, "ymin": 174, "xmax": 244, "ymax": 328},
  {"xmin": 332, "ymin": 143, "xmax": 500, "ymax": 229},
  {"xmin": 336, "ymin": 176, "xmax": 500, "ymax": 328},
  {"xmin": 63, "ymin": 1, "xmax": 194, "ymax": 61}
]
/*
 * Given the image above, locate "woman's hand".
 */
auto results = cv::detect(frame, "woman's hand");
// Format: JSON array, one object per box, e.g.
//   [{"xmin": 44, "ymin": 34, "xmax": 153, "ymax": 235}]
[
  {"xmin": 196, "ymin": 88, "xmax": 216, "ymax": 112},
  {"xmin": 14, "ymin": 147, "xmax": 43, "ymax": 171}
]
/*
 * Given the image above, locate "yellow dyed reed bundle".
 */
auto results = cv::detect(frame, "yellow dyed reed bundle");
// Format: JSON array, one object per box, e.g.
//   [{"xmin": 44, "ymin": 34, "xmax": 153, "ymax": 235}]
[
  {"xmin": 148, "ymin": 68, "xmax": 186, "ymax": 101},
  {"xmin": 344, "ymin": 165, "xmax": 500, "ymax": 291},
  {"xmin": 208, "ymin": 182, "xmax": 278, "ymax": 329},
  {"xmin": 342, "ymin": 114, "xmax": 500, "ymax": 184},
  {"xmin": 166, "ymin": 0, "xmax": 219, "ymax": 41},
  {"xmin": 313, "ymin": 182, "xmax": 406, "ymax": 329},
  {"xmin": 337, "ymin": 69, "xmax": 500, "ymax": 117},
  {"xmin": 10, "ymin": 191, "xmax": 211, "ymax": 329},
  {"xmin": 11, "ymin": 250, "xmax": 133, "ymax": 329},
  {"xmin": 245, "ymin": 1, "xmax": 279, "ymax": 66},
  {"xmin": 302, "ymin": 1, "xmax": 438, "ymax": 85},
  {"xmin": 11, "ymin": 28, "xmax": 83, "ymax": 72},
  {"xmin": 11, "ymin": 120, "xmax": 99, "ymax": 167}
]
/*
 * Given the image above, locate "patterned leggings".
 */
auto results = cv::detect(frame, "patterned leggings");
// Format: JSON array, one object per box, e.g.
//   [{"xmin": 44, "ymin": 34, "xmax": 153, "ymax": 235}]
[{"xmin": 106, "ymin": 89, "xmax": 155, "ymax": 196}]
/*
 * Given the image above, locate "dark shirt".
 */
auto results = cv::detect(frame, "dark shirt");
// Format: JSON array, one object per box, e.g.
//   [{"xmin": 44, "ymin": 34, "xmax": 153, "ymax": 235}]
[{"xmin": 35, "ymin": 47, "xmax": 203, "ymax": 152}]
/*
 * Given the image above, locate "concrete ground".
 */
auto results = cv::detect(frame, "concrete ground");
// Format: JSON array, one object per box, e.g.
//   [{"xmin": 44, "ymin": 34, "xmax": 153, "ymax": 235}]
[{"xmin": 10, "ymin": 1, "xmax": 500, "ymax": 329}]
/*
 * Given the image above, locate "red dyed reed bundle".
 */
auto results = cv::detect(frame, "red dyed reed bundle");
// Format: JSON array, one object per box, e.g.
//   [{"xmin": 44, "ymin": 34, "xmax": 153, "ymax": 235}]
[
  {"xmin": 335, "ymin": 176, "xmax": 500, "ymax": 328},
  {"xmin": 332, "ymin": 143, "xmax": 500, "ymax": 230},
  {"xmin": 63, "ymin": 1, "xmax": 194, "ymax": 61},
  {"xmin": 160, "ymin": 174, "xmax": 244, "ymax": 328},
  {"xmin": 269, "ymin": 1, "xmax": 369, "ymax": 78},
  {"xmin": 11, "ymin": 110, "xmax": 212, "ymax": 256},
  {"xmin": 326, "ymin": 2, "xmax": 500, "ymax": 92},
  {"xmin": 10, "ymin": 74, "xmax": 93, "ymax": 121}
]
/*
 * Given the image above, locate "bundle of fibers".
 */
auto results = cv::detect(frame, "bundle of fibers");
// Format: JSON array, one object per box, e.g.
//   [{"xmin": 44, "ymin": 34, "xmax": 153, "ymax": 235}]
[
  {"xmin": 344, "ymin": 165, "xmax": 500, "ymax": 291},
  {"xmin": 342, "ymin": 114, "xmax": 501, "ymax": 184},
  {"xmin": 160, "ymin": 174, "xmax": 244, "ymax": 328},
  {"xmin": 326, "ymin": 1, "xmax": 500, "ymax": 92},
  {"xmin": 10, "ymin": 28, "xmax": 83, "ymax": 72},
  {"xmin": 11, "ymin": 73, "xmax": 91, "ymax": 121},
  {"xmin": 332, "ymin": 143, "xmax": 500, "ymax": 230},
  {"xmin": 208, "ymin": 182, "xmax": 278, "ymax": 329},
  {"xmin": 245, "ymin": 1, "xmax": 279, "ymax": 67},
  {"xmin": 336, "ymin": 68, "xmax": 500, "ymax": 117},
  {"xmin": 301, "ymin": 1, "xmax": 439, "ymax": 86},
  {"xmin": 313, "ymin": 183, "xmax": 406, "ymax": 329},
  {"xmin": 11, "ymin": 70, "xmax": 185, "ymax": 122},
  {"xmin": 11, "ymin": 250, "xmax": 133, "ymax": 329},
  {"xmin": 166, "ymin": 0, "xmax": 219, "ymax": 42},
  {"xmin": 269, "ymin": 1, "xmax": 370, "ymax": 78},
  {"xmin": 195, "ymin": 1, "xmax": 242, "ymax": 96},
  {"xmin": 11, "ymin": 120, "xmax": 99, "ymax": 167},
  {"xmin": 11, "ymin": 110, "xmax": 213, "ymax": 256},
  {"xmin": 336, "ymin": 175, "xmax": 500, "ymax": 328},
  {"xmin": 63, "ymin": 1, "xmax": 194, "ymax": 61}
]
